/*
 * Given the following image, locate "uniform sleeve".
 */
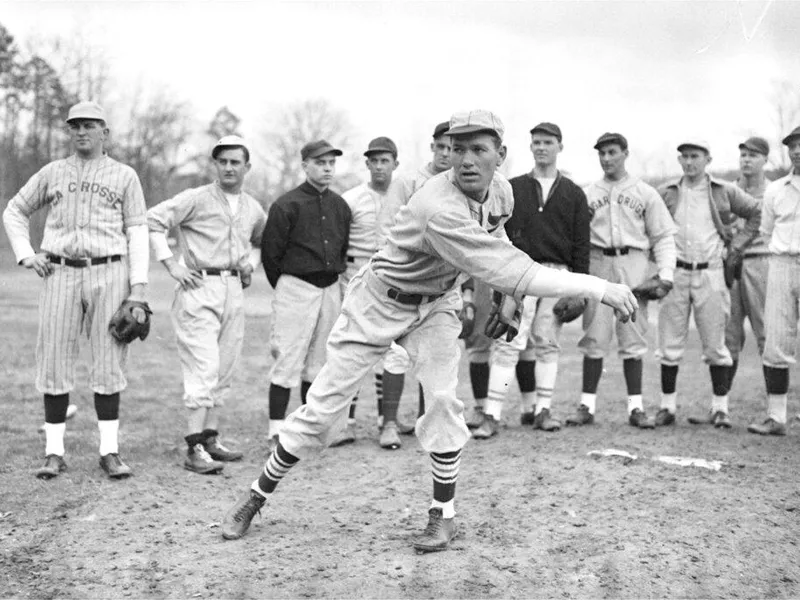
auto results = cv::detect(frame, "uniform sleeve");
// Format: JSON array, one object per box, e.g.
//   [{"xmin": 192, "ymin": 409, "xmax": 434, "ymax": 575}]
[
  {"xmin": 146, "ymin": 190, "xmax": 197, "ymax": 234},
  {"xmin": 339, "ymin": 202, "xmax": 352, "ymax": 265},
  {"xmin": 121, "ymin": 169, "xmax": 147, "ymax": 229},
  {"xmin": 376, "ymin": 182, "xmax": 407, "ymax": 247},
  {"xmin": 643, "ymin": 185, "xmax": 677, "ymax": 281},
  {"xmin": 571, "ymin": 186, "xmax": 591, "ymax": 274},
  {"xmin": 250, "ymin": 203, "xmax": 268, "ymax": 247},
  {"xmin": 2, "ymin": 165, "xmax": 52, "ymax": 263},
  {"xmin": 759, "ymin": 182, "xmax": 778, "ymax": 240},
  {"xmin": 728, "ymin": 185, "xmax": 761, "ymax": 254},
  {"xmin": 262, "ymin": 201, "xmax": 292, "ymax": 288}
]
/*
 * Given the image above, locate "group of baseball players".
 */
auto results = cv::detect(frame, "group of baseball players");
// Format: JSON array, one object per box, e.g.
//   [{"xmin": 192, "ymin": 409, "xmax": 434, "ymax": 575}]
[{"xmin": 4, "ymin": 99, "xmax": 800, "ymax": 554}]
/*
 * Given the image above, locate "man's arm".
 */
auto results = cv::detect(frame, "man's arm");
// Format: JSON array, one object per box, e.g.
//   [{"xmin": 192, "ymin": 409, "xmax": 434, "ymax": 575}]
[
  {"xmin": 147, "ymin": 191, "xmax": 202, "ymax": 290},
  {"xmin": 2, "ymin": 166, "xmax": 53, "ymax": 274},
  {"xmin": 644, "ymin": 186, "xmax": 677, "ymax": 282},
  {"xmin": 262, "ymin": 201, "xmax": 291, "ymax": 288},
  {"xmin": 759, "ymin": 182, "xmax": 778, "ymax": 241},
  {"xmin": 727, "ymin": 184, "xmax": 761, "ymax": 254},
  {"xmin": 571, "ymin": 186, "xmax": 591, "ymax": 274}
]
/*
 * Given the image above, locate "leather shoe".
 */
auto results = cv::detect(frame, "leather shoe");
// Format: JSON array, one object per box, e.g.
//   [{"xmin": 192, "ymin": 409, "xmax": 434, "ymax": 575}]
[
  {"xmin": 688, "ymin": 411, "xmax": 731, "ymax": 428},
  {"xmin": 397, "ymin": 420, "xmax": 416, "ymax": 436},
  {"xmin": 566, "ymin": 405, "xmax": 594, "ymax": 426},
  {"xmin": 184, "ymin": 444, "xmax": 224, "ymax": 474},
  {"xmin": 205, "ymin": 435, "xmax": 244, "ymax": 461},
  {"xmin": 533, "ymin": 408, "xmax": 561, "ymax": 432},
  {"xmin": 329, "ymin": 423, "xmax": 356, "ymax": 447},
  {"xmin": 411, "ymin": 508, "xmax": 457, "ymax": 553},
  {"xmin": 36, "ymin": 454, "xmax": 67, "ymax": 480},
  {"xmin": 654, "ymin": 408, "xmax": 675, "ymax": 426},
  {"xmin": 520, "ymin": 411, "xmax": 537, "ymax": 426},
  {"xmin": 747, "ymin": 418, "xmax": 787, "ymax": 436},
  {"xmin": 222, "ymin": 490, "xmax": 266, "ymax": 540},
  {"xmin": 466, "ymin": 406, "xmax": 485, "ymax": 429},
  {"xmin": 628, "ymin": 408, "xmax": 655, "ymax": 429},
  {"xmin": 100, "ymin": 453, "xmax": 133, "ymax": 479},
  {"xmin": 471, "ymin": 414, "xmax": 499, "ymax": 439},
  {"xmin": 379, "ymin": 421, "xmax": 402, "ymax": 449},
  {"xmin": 713, "ymin": 411, "xmax": 732, "ymax": 429}
]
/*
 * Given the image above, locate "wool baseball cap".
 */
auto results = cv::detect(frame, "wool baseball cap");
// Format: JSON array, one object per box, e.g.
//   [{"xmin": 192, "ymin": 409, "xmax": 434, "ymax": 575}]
[
  {"xmin": 301, "ymin": 139, "xmax": 343, "ymax": 161},
  {"xmin": 66, "ymin": 101, "xmax": 106, "ymax": 123},
  {"xmin": 446, "ymin": 109, "xmax": 504, "ymax": 140},
  {"xmin": 212, "ymin": 135, "xmax": 250, "ymax": 159},
  {"xmin": 782, "ymin": 126, "xmax": 800, "ymax": 146},
  {"xmin": 738, "ymin": 136, "xmax": 770, "ymax": 156},
  {"xmin": 364, "ymin": 136, "xmax": 398, "ymax": 158},
  {"xmin": 530, "ymin": 122, "xmax": 562, "ymax": 141},
  {"xmin": 432, "ymin": 121, "xmax": 450, "ymax": 139},
  {"xmin": 677, "ymin": 139, "xmax": 711, "ymax": 154},
  {"xmin": 594, "ymin": 132, "xmax": 628, "ymax": 151}
]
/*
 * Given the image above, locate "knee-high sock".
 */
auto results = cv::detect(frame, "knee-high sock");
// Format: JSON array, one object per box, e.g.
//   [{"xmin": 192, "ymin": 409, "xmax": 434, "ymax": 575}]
[
  {"xmin": 764, "ymin": 366, "xmax": 789, "ymax": 424},
  {"xmin": 485, "ymin": 364, "xmax": 516, "ymax": 419},
  {"xmin": 252, "ymin": 442, "xmax": 300, "ymax": 497},
  {"xmin": 301, "ymin": 381, "xmax": 311, "ymax": 405},
  {"xmin": 44, "ymin": 393, "xmax": 69, "ymax": 457},
  {"xmin": 269, "ymin": 384, "xmax": 291, "ymax": 420},
  {"xmin": 516, "ymin": 360, "xmax": 536, "ymax": 412},
  {"xmin": 430, "ymin": 449, "xmax": 461, "ymax": 519},
  {"xmin": 418, "ymin": 382, "xmax": 425, "ymax": 417},
  {"xmin": 709, "ymin": 365, "xmax": 730, "ymax": 412},
  {"xmin": 95, "ymin": 392, "xmax": 120, "ymax": 455},
  {"xmin": 660, "ymin": 364, "xmax": 678, "ymax": 412},
  {"xmin": 469, "ymin": 362, "xmax": 490, "ymax": 408},
  {"xmin": 623, "ymin": 358, "xmax": 643, "ymax": 413},
  {"xmin": 534, "ymin": 361, "xmax": 558, "ymax": 414},
  {"xmin": 381, "ymin": 372, "xmax": 405, "ymax": 423}
]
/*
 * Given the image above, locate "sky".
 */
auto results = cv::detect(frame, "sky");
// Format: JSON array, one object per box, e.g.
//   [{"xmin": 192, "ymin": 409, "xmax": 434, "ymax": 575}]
[{"xmin": 2, "ymin": 0, "xmax": 798, "ymax": 185}]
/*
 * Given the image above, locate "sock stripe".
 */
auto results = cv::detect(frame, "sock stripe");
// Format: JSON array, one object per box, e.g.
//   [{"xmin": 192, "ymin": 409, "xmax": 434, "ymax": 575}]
[{"xmin": 431, "ymin": 449, "xmax": 461, "ymax": 485}]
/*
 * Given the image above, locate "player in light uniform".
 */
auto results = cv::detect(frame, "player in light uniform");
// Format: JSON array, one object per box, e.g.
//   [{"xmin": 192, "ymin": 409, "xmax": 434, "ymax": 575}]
[
  {"xmin": 220, "ymin": 110, "xmax": 638, "ymax": 552},
  {"xmin": 334, "ymin": 136, "xmax": 405, "ymax": 449},
  {"xmin": 3, "ymin": 101, "xmax": 149, "ymax": 479},
  {"xmin": 655, "ymin": 139, "xmax": 761, "ymax": 428},
  {"xmin": 147, "ymin": 136, "xmax": 267, "ymax": 473},
  {"xmin": 261, "ymin": 140, "xmax": 351, "ymax": 449},
  {"xmin": 748, "ymin": 126, "xmax": 800, "ymax": 436},
  {"xmin": 565, "ymin": 132, "xmax": 676, "ymax": 428},
  {"xmin": 725, "ymin": 137, "xmax": 771, "ymax": 393}
]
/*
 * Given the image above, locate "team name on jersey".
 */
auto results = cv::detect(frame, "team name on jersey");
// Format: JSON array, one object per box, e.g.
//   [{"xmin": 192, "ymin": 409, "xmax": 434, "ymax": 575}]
[
  {"xmin": 49, "ymin": 182, "xmax": 123, "ymax": 208},
  {"xmin": 588, "ymin": 192, "xmax": 645, "ymax": 218}
]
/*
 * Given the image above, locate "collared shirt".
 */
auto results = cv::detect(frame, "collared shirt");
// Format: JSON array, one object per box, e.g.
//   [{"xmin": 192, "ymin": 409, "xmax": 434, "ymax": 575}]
[
  {"xmin": 3, "ymin": 154, "xmax": 146, "ymax": 261},
  {"xmin": 147, "ymin": 182, "xmax": 266, "ymax": 270},
  {"xmin": 262, "ymin": 181, "xmax": 351, "ymax": 288},
  {"xmin": 761, "ymin": 171, "xmax": 800, "ymax": 255},
  {"xmin": 371, "ymin": 171, "xmax": 540, "ymax": 297},
  {"xmin": 732, "ymin": 176, "xmax": 770, "ymax": 255},
  {"xmin": 342, "ymin": 180, "xmax": 399, "ymax": 260},
  {"xmin": 675, "ymin": 181, "xmax": 723, "ymax": 264}
]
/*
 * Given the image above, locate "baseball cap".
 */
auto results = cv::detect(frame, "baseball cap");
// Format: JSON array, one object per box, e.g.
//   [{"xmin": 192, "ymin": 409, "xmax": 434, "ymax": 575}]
[
  {"xmin": 677, "ymin": 139, "xmax": 711, "ymax": 154},
  {"xmin": 212, "ymin": 135, "xmax": 250, "ymax": 160},
  {"xmin": 364, "ymin": 136, "xmax": 398, "ymax": 158},
  {"xmin": 301, "ymin": 139, "xmax": 343, "ymax": 161},
  {"xmin": 432, "ymin": 121, "xmax": 450, "ymax": 139},
  {"xmin": 781, "ymin": 126, "xmax": 800, "ymax": 146},
  {"xmin": 66, "ymin": 101, "xmax": 106, "ymax": 123},
  {"xmin": 738, "ymin": 136, "xmax": 770, "ymax": 156},
  {"xmin": 446, "ymin": 109, "xmax": 505, "ymax": 140},
  {"xmin": 530, "ymin": 122, "xmax": 562, "ymax": 141},
  {"xmin": 594, "ymin": 132, "xmax": 628, "ymax": 151}
]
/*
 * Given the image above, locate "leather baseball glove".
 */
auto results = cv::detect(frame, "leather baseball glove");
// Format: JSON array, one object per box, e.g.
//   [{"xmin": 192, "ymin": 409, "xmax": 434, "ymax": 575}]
[
  {"xmin": 108, "ymin": 300, "xmax": 152, "ymax": 344},
  {"xmin": 485, "ymin": 291, "xmax": 522, "ymax": 342},
  {"xmin": 632, "ymin": 275, "xmax": 673, "ymax": 301},
  {"xmin": 723, "ymin": 249, "xmax": 743, "ymax": 289},
  {"xmin": 552, "ymin": 296, "xmax": 588, "ymax": 323},
  {"xmin": 458, "ymin": 301, "xmax": 476, "ymax": 339}
]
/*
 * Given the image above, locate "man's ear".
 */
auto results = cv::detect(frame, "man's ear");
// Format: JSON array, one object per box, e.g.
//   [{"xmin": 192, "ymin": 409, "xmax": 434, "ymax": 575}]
[{"xmin": 496, "ymin": 145, "xmax": 507, "ymax": 167}]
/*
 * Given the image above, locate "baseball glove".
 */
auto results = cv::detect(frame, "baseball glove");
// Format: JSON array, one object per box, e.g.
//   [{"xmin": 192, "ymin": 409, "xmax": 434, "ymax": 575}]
[
  {"xmin": 723, "ymin": 249, "xmax": 743, "ymax": 289},
  {"xmin": 552, "ymin": 296, "xmax": 588, "ymax": 323},
  {"xmin": 485, "ymin": 291, "xmax": 522, "ymax": 342},
  {"xmin": 108, "ymin": 300, "xmax": 152, "ymax": 344},
  {"xmin": 632, "ymin": 275, "xmax": 673, "ymax": 301},
  {"xmin": 458, "ymin": 301, "xmax": 476, "ymax": 339}
]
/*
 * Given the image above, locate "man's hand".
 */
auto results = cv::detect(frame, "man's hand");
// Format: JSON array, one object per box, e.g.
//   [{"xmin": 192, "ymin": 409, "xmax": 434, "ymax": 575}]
[
  {"xmin": 724, "ymin": 249, "xmax": 743, "ymax": 289},
  {"xmin": 21, "ymin": 253, "xmax": 54, "ymax": 278},
  {"xmin": 485, "ymin": 291, "xmax": 522, "ymax": 342},
  {"xmin": 600, "ymin": 282, "xmax": 639, "ymax": 323},
  {"xmin": 458, "ymin": 301, "xmax": 476, "ymax": 339},
  {"xmin": 164, "ymin": 257, "xmax": 202, "ymax": 290},
  {"xmin": 240, "ymin": 263, "xmax": 254, "ymax": 289}
]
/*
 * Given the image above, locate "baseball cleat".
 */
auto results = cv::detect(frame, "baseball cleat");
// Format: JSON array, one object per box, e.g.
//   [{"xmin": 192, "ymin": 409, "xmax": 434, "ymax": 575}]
[
  {"xmin": 379, "ymin": 421, "xmax": 402, "ymax": 449},
  {"xmin": 184, "ymin": 444, "xmax": 224, "ymax": 474},
  {"xmin": 100, "ymin": 453, "xmax": 133, "ymax": 479},
  {"xmin": 628, "ymin": 408, "xmax": 655, "ymax": 429},
  {"xmin": 566, "ymin": 404, "xmax": 594, "ymax": 426},
  {"xmin": 520, "ymin": 411, "xmax": 537, "ymax": 426},
  {"xmin": 713, "ymin": 411, "xmax": 732, "ymax": 429},
  {"xmin": 688, "ymin": 411, "xmax": 731, "ymax": 428},
  {"xmin": 412, "ymin": 508, "xmax": 457, "ymax": 553},
  {"xmin": 471, "ymin": 414, "xmax": 499, "ymax": 439},
  {"xmin": 35, "ymin": 454, "xmax": 67, "ymax": 479},
  {"xmin": 397, "ymin": 420, "xmax": 416, "ymax": 436},
  {"xmin": 38, "ymin": 404, "xmax": 78, "ymax": 433},
  {"xmin": 205, "ymin": 436, "xmax": 244, "ymax": 461},
  {"xmin": 533, "ymin": 408, "xmax": 561, "ymax": 432},
  {"xmin": 222, "ymin": 490, "xmax": 266, "ymax": 540},
  {"xmin": 747, "ymin": 418, "xmax": 787, "ymax": 436},
  {"xmin": 329, "ymin": 423, "xmax": 356, "ymax": 447},
  {"xmin": 654, "ymin": 408, "xmax": 675, "ymax": 426},
  {"xmin": 465, "ymin": 406, "xmax": 485, "ymax": 429}
]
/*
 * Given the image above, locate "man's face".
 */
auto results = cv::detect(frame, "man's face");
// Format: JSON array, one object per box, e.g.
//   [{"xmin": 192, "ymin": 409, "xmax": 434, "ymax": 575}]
[
  {"xmin": 214, "ymin": 148, "xmax": 250, "ymax": 191},
  {"xmin": 430, "ymin": 136, "xmax": 452, "ymax": 172},
  {"xmin": 530, "ymin": 133, "xmax": 562, "ymax": 168},
  {"xmin": 739, "ymin": 148, "xmax": 767, "ymax": 177},
  {"xmin": 678, "ymin": 148, "xmax": 711, "ymax": 178},
  {"xmin": 303, "ymin": 153, "xmax": 337, "ymax": 188},
  {"xmin": 68, "ymin": 119, "xmax": 107, "ymax": 157},
  {"xmin": 788, "ymin": 140, "xmax": 800, "ymax": 171},
  {"xmin": 450, "ymin": 132, "xmax": 506, "ymax": 202},
  {"xmin": 365, "ymin": 151, "xmax": 398, "ymax": 186},
  {"xmin": 598, "ymin": 144, "xmax": 628, "ymax": 178}
]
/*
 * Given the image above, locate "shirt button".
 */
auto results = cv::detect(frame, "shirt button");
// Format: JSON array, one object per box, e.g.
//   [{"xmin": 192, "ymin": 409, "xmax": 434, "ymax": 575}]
[
  {"xmin": 324, "ymin": 240, "xmax": 329, "ymax": 244},
  {"xmin": 322, "ymin": 216, "xmax": 326, "ymax": 220}
]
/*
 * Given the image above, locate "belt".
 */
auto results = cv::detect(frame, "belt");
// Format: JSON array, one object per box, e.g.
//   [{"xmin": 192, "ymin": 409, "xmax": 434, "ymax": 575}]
[
  {"xmin": 602, "ymin": 247, "xmax": 630, "ymax": 256},
  {"xmin": 201, "ymin": 268, "xmax": 239, "ymax": 276},
  {"xmin": 387, "ymin": 288, "xmax": 443, "ymax": 305},
  {"xmin": 49, "ymin": 254, "xmax": 122, "ymax": 267},
  {"xmin": 676, "ymin": 259, "xmax": 709, "ymax": 271}
]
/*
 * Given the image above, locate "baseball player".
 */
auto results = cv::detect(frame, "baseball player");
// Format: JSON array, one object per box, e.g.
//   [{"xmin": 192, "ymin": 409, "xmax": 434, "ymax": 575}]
[
  {"xmin": 725, "ymin": 137, "xmax": 771, "ymax": 392},
  {"xmin": 655, "ymin": 139, "xmax": 761, "ymax": 428},
  {"xmin": 335, "ymin": 136, "xmax": 405, "ymax": 449},
  {"xmin": 147, "ymin": 136, "xmax": 267, "ymax": 473},
  {"xmin": 565, "ymin": 132, "xmax": 676, "ymax": 428},
  {"xmin": 2, "ymin": 101, "xmax": 149, "ymax": 480},
  {"xmin": 220, "ymin": 110, "xmax": 638, "ymax": 553},
  {"xmin": 262, "ymin": 140, "xmax": 351, "ymax": 449},
  {"xmin": 472, "ymin": 122, "xmax": 591, "ymax": 439},
  {"xmin": 748, "ymin": 126, "xmax": 800, "ymax": 436}
]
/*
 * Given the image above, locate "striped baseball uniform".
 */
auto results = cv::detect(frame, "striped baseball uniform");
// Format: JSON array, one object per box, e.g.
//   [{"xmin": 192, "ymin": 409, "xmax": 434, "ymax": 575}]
[
  {"xmin": 147, "ymin": 182, "xmax": 267, "ymax": 408},
  {"xmin": 3, "ymin": 155, "xmax": 147, "ymax": 394}
]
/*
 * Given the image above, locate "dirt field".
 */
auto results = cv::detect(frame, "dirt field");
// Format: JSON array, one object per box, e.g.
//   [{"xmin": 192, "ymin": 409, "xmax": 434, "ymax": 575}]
[{"xmin": 2, "ymin": 265, "xmax": 800, "ymax": 599}]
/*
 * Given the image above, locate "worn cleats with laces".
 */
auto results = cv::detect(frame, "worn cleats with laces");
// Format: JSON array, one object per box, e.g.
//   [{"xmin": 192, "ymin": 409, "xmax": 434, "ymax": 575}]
[
  {"xmin": 36, "ymin": 454, "xmax": 67, "ymax": 480},
  {"xmin": 205, "ymin": 436, "xmax": 244, "ymax": 461},
  {"xmin": 519, "ymin": 411, "xmax": 537, "ymax": 426},
  {"xmin": 688, "ymin": 411, "xmax": 732, "ymax": 429},
  {"xmin": 100, "ymin": 453, "xmax": 133, "ymax": 479},
  {"xmin": 655, "ymin": 408, "xmax": 675, "ymax": 426},
  {"xmin": 379, "ymin": 421, "xmax": 402, "ymax": 449},
  {"xmin": 466, "ymin": 406, "xmax": 486, "ymax": 429},
  {"xmin": 566, "ymin": 405, "xmax": 594, "ymax": 426},
  {"xmin": 628, "ymin": 408, "xmax": 655, "ymax": 429},
  {"xmin": 396, "ymin": 420, "xmax": 416, "ymax": 436},
  {"xmin": 747, "ymin": 418, "xmax": 787, "ymax": 436},
  {"xmin": 533, "ymin": 408, "xmax": 561, "ymax": 432},
  {"xmin": 329, "ymin": 423, "xmax": 356, "ymax": 448},
  {"xmin": 184, "ymin": 444, "xmax": 224, "ymax": 474},
  {"xmin": 471, "ymin": 414, "xmax": 499, "ymax": 440},
  {"xmin": 412, "ymin": 508, "xmax": 458, "ymax": 553},
  {"xmin": 222, "ymin": 490, "xmax": 266, "ymax": 540}
]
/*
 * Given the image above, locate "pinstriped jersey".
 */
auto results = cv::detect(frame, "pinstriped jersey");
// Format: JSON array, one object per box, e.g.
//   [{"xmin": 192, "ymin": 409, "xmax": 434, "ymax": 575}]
[
  {"xmin": 4, "ymin": 154, "xmax": 146, "ymax": 261},
  {"xmin": 342, "ymin": 181, "xmax": 400, "ymax": 260}
]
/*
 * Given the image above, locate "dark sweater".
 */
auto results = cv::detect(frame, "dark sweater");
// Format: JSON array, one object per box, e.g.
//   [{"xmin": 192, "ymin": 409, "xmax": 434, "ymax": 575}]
[{"xmin": 506, "ymin": 171, "xmax": 590, "ymax": 274}]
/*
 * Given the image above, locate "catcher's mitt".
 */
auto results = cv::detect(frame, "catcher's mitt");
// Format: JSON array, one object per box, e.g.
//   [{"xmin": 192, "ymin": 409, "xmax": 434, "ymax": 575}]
[
  {"xmin": 458, "ymin": 301, "xmax": 476, "ymax": 340},
  {"xmin": 485, "ymin": 291, "xmax": 522, "ymax": 342},
  {"xmin": 109, "ymin": 300, "xmax": 152, "ymax": 344},
  {"xmin": 723, "ymin": 249, "xmax": 743, "ymax": 289},
  {"xmin": 552, "ymin": 296, "xmax": 587, "ymax": 323},
  {"xmin": 632, "ymin": 275, "xmax": 673, "ymax": 301}
]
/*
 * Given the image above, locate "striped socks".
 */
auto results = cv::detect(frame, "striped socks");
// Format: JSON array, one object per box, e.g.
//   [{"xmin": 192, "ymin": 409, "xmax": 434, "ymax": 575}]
[
  {"xmin": 252, "ymin": 443, "xmax": 299, "ymax": 497},
  {"xmin": 430, "ymin": 449, "xmax": 461, "ymax": 519}
]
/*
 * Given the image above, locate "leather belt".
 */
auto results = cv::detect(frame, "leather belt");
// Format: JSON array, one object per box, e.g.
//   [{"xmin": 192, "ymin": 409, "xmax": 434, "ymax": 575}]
[
  {"xmin": 602, "ymin": 247, "xmax": 630, "ymax": 256},
  {"xmin": 201, "ymin": 268, "xmax": 239, "ymax": 276},
  {"xmin": 676, "ymin": 260, "xmax": 709, "ymax": 271},
  {"xmin": 387, "ymin": 288, "xmax": 443, "ymax": 305},
  {"xmin": 49, "ymin": 254, "xmax": 122, "ymax": 267}
]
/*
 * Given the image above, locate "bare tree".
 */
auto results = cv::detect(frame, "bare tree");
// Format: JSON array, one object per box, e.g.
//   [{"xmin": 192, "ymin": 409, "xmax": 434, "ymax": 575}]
[{"xmin": 770, "ymin": 79, "xmax": 800, "ymax": 172}]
